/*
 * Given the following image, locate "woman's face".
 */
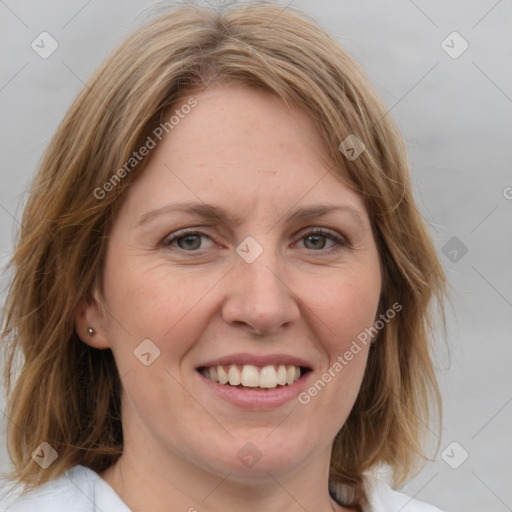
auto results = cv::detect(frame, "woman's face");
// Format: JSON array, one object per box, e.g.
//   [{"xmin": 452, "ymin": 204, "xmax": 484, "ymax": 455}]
[{"xmin": 83, "ymin": 85, "xmax": 382, "ymax": 483}]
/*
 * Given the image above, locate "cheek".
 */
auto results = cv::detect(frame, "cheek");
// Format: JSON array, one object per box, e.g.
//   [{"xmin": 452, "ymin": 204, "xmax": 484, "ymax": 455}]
[
  {"xmin": 102, "ymin": 251, "xmax": 224, "ymax": 361},
  {"xmin": 307, "ymin": 266, "xmax": 381, "ymax": 349},
  {"xmin": 298, "ymin": 270, "xmax": 380, "ymax": 426},
  {"xmin": 101, "ymin": 256, "xmax": 216, "ymax": 428}
]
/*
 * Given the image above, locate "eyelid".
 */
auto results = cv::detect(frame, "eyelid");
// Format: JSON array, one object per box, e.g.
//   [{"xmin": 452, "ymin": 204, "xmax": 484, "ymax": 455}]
[{"xmin": 296, "ymin": 226, "xmax": 348, "ymax": 243}]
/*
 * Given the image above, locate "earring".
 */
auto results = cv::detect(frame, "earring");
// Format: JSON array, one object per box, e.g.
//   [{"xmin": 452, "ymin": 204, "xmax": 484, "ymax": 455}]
[{"xmin": 87, "ymin": 327, "xmax": 95, "ymax": 336}]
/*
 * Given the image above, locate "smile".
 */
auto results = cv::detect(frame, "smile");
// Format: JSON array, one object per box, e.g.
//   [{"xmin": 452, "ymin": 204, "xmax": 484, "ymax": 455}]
[{"xmin": 198, "ymin": 364, "xmax": 306, "ymax": 390}]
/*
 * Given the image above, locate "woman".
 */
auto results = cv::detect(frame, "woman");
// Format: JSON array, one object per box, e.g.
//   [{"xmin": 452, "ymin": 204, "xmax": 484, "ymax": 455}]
[{"xmin": 1, "ymin": 3, "xmax": 447, "ymax": 511}]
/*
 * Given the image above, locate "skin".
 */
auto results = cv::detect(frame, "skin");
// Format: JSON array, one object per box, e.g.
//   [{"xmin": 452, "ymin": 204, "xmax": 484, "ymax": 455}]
[{"xmin": 75, "ymin": 84, "xmax": 382, "ymax": 512}]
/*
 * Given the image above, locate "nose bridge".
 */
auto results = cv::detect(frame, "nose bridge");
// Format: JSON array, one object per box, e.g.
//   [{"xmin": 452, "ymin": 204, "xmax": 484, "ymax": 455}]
[
  {"xmin": 221, "ymin": 238, "xmax": 300, "ymax": 333},
  {"xmin": 244, "ymin": 250, "xmax": 283, "ymax": 297},
  {"xmin": 238, "ymin": 241, "xmax": 286, "ymax": 305}
]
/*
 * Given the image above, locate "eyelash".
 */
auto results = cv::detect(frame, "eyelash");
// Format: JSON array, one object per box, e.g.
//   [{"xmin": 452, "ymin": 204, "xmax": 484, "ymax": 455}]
[{"xmin": 162, "ymin": 228, "xmax": 349, "ymax": 254}]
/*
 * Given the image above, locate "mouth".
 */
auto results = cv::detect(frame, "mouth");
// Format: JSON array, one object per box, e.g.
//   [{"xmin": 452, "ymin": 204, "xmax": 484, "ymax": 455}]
[
  {"xmin": 196, "ymin": 354, "xmax": 313, "ymax": 408},
  {"xmin": 197, "ymin": 364, "xmax": 310, "ymax": 391}
]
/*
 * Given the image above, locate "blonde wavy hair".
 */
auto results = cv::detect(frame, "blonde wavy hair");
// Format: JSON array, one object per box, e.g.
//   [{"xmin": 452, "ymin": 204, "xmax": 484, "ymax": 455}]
[{"xmin": 1, "ymin": 2, "xmax": 446, "ymax": 507}]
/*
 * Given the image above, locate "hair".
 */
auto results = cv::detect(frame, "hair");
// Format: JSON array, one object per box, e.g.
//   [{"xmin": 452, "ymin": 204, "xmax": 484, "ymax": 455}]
[{"xmin": 1, "ymin": 1, "xmax": 447, "ymax": 507}]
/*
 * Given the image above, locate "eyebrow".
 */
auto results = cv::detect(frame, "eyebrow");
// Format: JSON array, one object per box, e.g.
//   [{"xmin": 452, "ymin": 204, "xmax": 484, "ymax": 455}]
[{"xmin": 135, "ymin": 201, "xmax": 365, "ymax": 228}]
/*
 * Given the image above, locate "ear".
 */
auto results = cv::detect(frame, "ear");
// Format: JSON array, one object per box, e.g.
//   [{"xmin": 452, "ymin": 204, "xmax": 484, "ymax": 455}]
[{"xmin": 74, "ymin": 288, "xmax": 111, "ymax": 349}]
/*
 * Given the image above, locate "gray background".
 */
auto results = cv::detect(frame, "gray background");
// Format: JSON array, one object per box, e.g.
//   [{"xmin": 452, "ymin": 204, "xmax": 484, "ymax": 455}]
[{"xmin": 0, "ymin": 1, "xmax": 511, "ymax": 510}]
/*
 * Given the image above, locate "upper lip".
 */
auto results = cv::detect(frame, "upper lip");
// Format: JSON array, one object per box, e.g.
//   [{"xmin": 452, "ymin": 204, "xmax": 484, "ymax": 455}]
[{"xmin": 197, "ymin": 353, "xmax": 313, "ymax": 369}]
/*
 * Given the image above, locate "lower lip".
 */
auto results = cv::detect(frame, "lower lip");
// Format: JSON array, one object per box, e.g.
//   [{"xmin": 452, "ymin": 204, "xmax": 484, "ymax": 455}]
[{"xmin": 197, "ymin": 371, "xmax": 311, "ymax": 410}]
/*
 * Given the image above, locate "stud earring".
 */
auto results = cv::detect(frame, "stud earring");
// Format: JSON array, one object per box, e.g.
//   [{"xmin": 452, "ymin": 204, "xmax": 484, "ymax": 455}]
[{"xmin": 87, "ymin": 327, "xmax": 95, "ymax": 336}]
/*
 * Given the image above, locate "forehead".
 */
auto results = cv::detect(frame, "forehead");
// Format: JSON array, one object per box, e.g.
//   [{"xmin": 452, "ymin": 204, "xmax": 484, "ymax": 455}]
[
  {"xmin": 118, "ymin": 84, "xmax": 368, "ymax": 224},
  {"xmin": 168, "ymin": 85, "xmax": 331, "ymax": 167}
]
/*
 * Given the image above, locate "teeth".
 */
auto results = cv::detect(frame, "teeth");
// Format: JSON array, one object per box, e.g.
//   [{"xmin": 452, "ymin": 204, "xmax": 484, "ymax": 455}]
[
  {"xmin": 218, "ymin": 365, "xmax": 228, "ymax": 384},
  {"xmin": 260, "ymin": 366, "xmax": 277, "ymax": 388},
  {"xmin": 241, "ymin": 365, "xmax": 259, "ymax": 387},
  {"xmin": 228, "ymin": 364, "xmax": 241, "ymax": 386},
  {"xmin": 200, "ymin": 364, "xmax": 303, "ymax": 389},
  {"xmin": 286, "ymin": 365, "xmax": 296, "ymax": 385},
  {"xmin": 276, "ymin": 365, "xmax": 287, "ymax": 385}
]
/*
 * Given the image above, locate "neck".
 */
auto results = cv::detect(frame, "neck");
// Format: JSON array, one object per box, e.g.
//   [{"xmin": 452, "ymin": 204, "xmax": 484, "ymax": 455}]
[
  {"xmin": 100, "ymin": 397, "xmax": 356, "ymax": 511},
  {"xmin": 100, "ymin": 438, "xmax": 347, "ymax": 512}
]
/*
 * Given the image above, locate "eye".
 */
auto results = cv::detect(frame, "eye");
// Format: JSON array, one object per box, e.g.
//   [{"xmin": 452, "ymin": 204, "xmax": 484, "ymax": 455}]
[
  {"xmin": 295, "ymin": 228, "xmax": 348, "ymax": 252},
  {"xmin": 162, "ymin": 228, "xmax": 348, "ymax": 253},
  {"xmin": 163, "ymin": 229, "xmax": 214, "ymax": 251}
]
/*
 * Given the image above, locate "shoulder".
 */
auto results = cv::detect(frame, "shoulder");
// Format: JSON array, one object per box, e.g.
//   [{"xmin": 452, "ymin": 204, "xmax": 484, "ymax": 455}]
[
  {"xmin": 330, "ymin": 474, "xmax": 444, "ymax": 512},
  {"xmin": 363, "ymin": 475, "xmax": 444, "ymax": 512},
  {"xmin": 3, "ymin": 465, "xmax": 129, "ymax": 512}
]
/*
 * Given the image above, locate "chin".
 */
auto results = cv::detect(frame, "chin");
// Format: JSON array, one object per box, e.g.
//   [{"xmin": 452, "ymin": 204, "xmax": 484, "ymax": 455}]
[{"xmin": 188, "ymin": 431, "xmax": 316, "ymax": 481}]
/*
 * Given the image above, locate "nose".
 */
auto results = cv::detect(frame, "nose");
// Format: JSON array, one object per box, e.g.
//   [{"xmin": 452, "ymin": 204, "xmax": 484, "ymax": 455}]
[{"xmin": 221, "ymin": 251, "xmax": 301, "ymax": 335}]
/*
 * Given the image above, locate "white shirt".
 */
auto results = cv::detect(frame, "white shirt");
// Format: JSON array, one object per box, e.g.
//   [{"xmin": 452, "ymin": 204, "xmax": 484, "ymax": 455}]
[{"xmin": 3, "ymin": 465, "xmax": 443, "ymax": 512}]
